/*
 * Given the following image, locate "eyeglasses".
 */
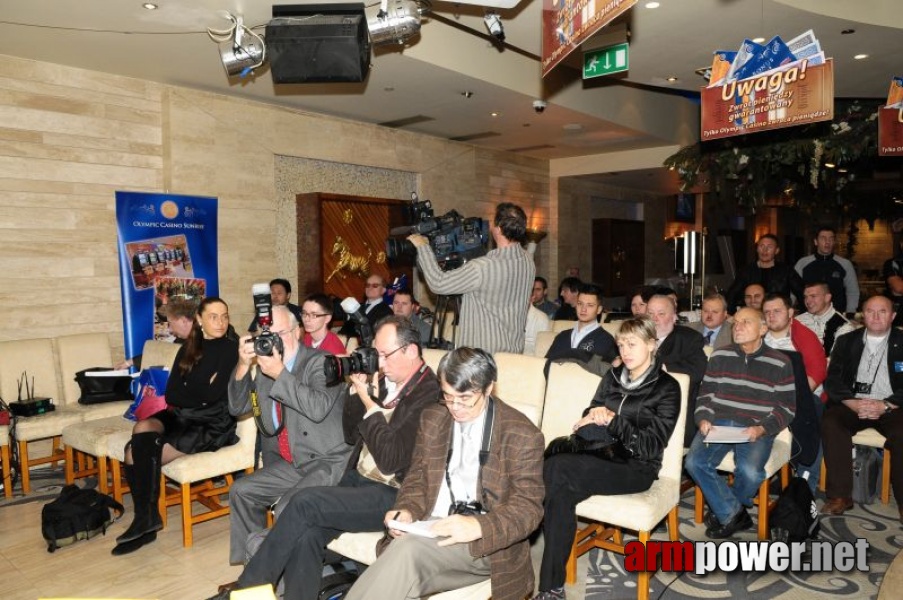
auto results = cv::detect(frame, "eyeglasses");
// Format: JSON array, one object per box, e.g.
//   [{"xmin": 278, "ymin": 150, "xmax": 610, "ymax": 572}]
[
  {"xmin": 365, "ymin": 283, "xmax": 383, "ymax": 288},
  {"xmin": 301, "ymin": 312, "xmax": 330, "ymax": 320},
  {"xmin": 438, "ymin": 390, "xmax": 484, "ymax": 409},
  {"xmin": 377, "ymin": 344, "xmax": 407, "ymax": 360}
]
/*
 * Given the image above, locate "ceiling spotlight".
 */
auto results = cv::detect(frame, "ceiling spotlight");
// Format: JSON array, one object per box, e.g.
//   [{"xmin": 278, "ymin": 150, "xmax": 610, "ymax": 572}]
[
  {"xmin": 666, "ymin": 76, "xmax": 678, "ymax": 83},
  {"xmin": 825, "ymin": 162, "xmax": 836, "ymax": 169},
  {"xmin": 484, "ymin": 11, "xmax": 505, "ymax": 43},
  {"xmin": 645, "ymin": 2, "xmax": 661, "ymax": 8},
  {"xmin": 142, "ymin": 3, "xmax": 158, "ymax": 9},
  {"xmin": 207, "ymin": 14, "xmax": 265, "ymax": 78},
  {"xmin": 752, "ymin": 37, "xmax": 766, "ymax": 44},
  {"xmin": 368, "ymin": 0, "xmax": 423, "ymax": 46},
  {"xmin": 461, "ymin": 91, "xmax": 474, "ymax": 98},
  {"xmin": 854, "ymin": 53, "xmax": 869, "ymax": 60}
]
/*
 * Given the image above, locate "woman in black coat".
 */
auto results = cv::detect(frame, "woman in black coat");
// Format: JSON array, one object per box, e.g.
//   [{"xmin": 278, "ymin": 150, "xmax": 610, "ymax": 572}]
[
  {"xmin": 112, "ymin": 296, "xmax": 239, "ymax": 556},
  {"xmin": 533, "ymin": 316, "xmax": 680, "ymax": 600}
]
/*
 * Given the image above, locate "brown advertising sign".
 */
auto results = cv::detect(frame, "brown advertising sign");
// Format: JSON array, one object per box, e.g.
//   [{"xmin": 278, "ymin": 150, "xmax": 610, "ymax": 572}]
[
  {"xmin": 879, "ymin": 107, "xmax": 903, "ymax": 156},
  {"xmin": 700, "ymin": 59, "xmax": 834, "ymax": 141},
  {"xmin": 541, "ymin": 0, "xmax": 636, "ymax": 77}
]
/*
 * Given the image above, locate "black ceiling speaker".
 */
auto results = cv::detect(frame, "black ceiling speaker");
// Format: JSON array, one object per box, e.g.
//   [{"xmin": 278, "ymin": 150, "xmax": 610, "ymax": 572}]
[{"xmin": 266, "ymin": 4, "xmax": 371, "ymax": 84}]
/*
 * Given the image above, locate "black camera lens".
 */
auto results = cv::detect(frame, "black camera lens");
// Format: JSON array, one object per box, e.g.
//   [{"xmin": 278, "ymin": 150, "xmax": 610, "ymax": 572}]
[
  {"xmin": 322, "ymin": 348, "xmax": 380, "ymax": 386},
  {"xmin": 253, "ymin": 330, "xmax": 284, "ymax": 357},
  {"xmin": 385, "ymin": 238, "xmax": 416, "ymax": 262}
]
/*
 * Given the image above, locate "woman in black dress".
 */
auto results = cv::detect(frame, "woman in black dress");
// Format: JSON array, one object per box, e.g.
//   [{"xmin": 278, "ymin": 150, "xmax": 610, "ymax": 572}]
[{"xmin": 112, "ymin": 296, "xmax": 239, "ymax": 555}]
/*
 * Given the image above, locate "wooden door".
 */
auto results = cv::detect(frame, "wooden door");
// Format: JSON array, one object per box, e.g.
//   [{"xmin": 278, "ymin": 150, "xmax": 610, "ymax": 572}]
[{"xmin": 592, "ymin": 219, "xmax": 645, "ymax": 296}]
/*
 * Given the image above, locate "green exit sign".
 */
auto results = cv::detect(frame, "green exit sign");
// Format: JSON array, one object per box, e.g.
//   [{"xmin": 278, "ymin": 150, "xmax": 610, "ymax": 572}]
[{"xmin": 583, "ymin": 43, "xmax": 629, "ymax": 79}]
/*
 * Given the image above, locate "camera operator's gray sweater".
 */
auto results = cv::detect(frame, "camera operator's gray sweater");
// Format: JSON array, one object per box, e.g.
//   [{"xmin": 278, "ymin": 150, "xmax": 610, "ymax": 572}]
[{"xmin": 415, "ymin": 243, "xmax": 534, "ymax": 353}]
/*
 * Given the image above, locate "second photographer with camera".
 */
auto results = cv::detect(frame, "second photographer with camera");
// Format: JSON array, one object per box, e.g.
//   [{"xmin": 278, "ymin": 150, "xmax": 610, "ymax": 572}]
[
  {"xmin": 227, "ymin": 305, "xmax": 351, "ymax": 566},
  {"xmin": 343, "ymin": 347, "xmax": 544, "ymax": 600},
  {"xmin": 409, "ymin": 202, "xmax": 535, "ymax": 354}
]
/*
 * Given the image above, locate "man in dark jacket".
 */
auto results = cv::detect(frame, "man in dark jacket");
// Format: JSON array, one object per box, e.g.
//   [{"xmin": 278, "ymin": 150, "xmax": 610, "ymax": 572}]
[
  {"xmin": 545, "ymin": 283, "xmax": 617, "ymax": 376},
  {"xmin": 821, "ymin": 295, "xmax": 903, "ymax": 520},
  {"xmin": 726, "ymin": 234, "xmax": 804, "ymax": 313},
  {"xmin": 210, "ymin": 317, "xmax": 440, "ymax": 600}
]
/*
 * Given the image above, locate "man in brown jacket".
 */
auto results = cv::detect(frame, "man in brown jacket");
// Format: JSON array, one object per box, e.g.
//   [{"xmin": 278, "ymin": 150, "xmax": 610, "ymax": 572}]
[{"xmin": 345, "ymin": 347, "xmax": 545, "ymax": 600}]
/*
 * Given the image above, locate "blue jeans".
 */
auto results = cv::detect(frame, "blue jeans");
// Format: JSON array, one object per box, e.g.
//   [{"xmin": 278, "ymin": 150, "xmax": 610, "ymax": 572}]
[{"xmin": 685, "ymin": 419, "xmax": 776, "ymax": 526}]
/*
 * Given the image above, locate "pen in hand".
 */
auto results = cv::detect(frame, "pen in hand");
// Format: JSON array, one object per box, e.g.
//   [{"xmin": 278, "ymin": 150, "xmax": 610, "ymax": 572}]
[{"xmin": 393, "ymin": 511, "xmax": 401, "ymax": 521}]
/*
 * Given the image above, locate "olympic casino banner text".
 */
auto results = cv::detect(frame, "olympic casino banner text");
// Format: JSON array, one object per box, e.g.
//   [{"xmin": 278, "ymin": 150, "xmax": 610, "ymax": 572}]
[{"xmin": 115, "ymin": 192, "xmax": 219, "ymax": 363}]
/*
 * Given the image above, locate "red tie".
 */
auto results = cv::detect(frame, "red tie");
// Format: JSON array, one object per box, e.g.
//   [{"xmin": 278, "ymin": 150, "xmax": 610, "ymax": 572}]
[{"xmin": 275, "ymin": 403, "xmax": 292, "ymax": 463}]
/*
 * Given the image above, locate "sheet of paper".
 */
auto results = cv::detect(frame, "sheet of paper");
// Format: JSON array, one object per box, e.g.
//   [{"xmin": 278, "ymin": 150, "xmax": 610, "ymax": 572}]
[
  {"xmin": 84, "ymin": 369, "xmax": 134, "ymax": 377},
  {"xmin": 386, "ymin": 519, "xmax": 443, "ymax": 538},
  {"xmin": 704, "ymin": 425, "xmax": 751, "ymax": 443}
]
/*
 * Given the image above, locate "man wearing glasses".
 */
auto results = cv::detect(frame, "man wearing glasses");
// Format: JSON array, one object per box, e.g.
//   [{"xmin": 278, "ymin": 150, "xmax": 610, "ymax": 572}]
[
  {"xmin": 226, "ymin": 305, "xmax": 351, "ymax": 566},
  {"xmin": 344, "ymin": 347, "xmax": 544, "ymax": 600},
  {"xmin": 212, "ymin": 316, "xmax": 440, "ymax": 600},
  {"xmin": 339, "ymin": 274, "xmax": 393, "ymax": 339}
]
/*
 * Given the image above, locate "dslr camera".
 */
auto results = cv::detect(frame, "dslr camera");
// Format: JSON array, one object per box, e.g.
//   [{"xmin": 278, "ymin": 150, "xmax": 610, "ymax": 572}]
[
  {"xmin": 853, "ymin": 381, "xmax": 873, "ymax": 395},
  {"xmin": 323, "ymin": 347, "xmax": 380, "ymax": 386},
  {"xmin": 448, "ymin": 500, "xmax": 486, "ymax": 516},
  {"xmin": 249, "ymin": 282, "xmax": 284, "ymax": 357},
  {"xmin": 385, "ymin": 193, "xmax": 489, "ymax": 271}
]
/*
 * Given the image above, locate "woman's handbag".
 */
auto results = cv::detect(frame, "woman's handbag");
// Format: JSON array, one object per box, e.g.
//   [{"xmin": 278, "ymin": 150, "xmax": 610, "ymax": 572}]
[
  {"xmin": 124, "ymin": 367, "xmax": 170, "ymax": 421},
  {"xmin": 74, "ymin": 368, "xmax": 134, "ymax": 405},
  {"xmin": 543, "ymin": 423, "xmax": 629, "ymax": 462}
]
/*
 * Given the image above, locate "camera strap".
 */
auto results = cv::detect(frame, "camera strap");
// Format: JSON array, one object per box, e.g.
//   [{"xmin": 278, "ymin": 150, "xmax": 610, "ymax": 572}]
[
  {"xmin": 444, "ymin": 396, "xmax": 495, "ymax": 508},
  {"xmin": 249, "ymin": 388, "xmax": 285, "ymax": 438}
]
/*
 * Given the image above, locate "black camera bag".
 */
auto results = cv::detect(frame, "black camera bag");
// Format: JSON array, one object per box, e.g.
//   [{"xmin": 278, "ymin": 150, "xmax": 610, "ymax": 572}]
[
  {"xmin": 41, "ymin": 484, "xmax": 124, "ymax": 552},
  {"xmin": 75, "ymin": 367, "xmax": 134, "ymax": 404},
  {"xmin": 769, "ymin": 476, "xmax": 820, "ymax": 543}
]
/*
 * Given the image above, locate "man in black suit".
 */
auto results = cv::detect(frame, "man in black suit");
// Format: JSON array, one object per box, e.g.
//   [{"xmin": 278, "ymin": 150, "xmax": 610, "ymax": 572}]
[
  {"xmin": 339, "ymin": 274, "xmax": 394, "ymax": 339},
  {"xmin": 821, "ymin": 295, "xmax": 903, "ymax": 520},
  {"xmin": 545, "ymin": 283, "xmax": 617, "ymax": 376},
  {"xmin": 647, "ymin": 294, "xmax": 708, "ymax": 446}
]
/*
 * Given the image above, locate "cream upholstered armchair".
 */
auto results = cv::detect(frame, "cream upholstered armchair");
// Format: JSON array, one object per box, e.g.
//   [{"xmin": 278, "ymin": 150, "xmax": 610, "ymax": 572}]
[
  {"xmin": 534, "ymin": 330, "xmax": 556, "ymax": 359},
  {"xmin": 691, "ymin": 426, "xmax": 793, "ymax": 540},
  {"xmin": 0, "ymin": 338, "xmax": 83, "ymax": 494},
  {"xmin": 564, "ymin": 372, "xmax": 690, "ymax": 600},
  {"xmin": 56, "ymin": 332, "xmax": 132, "ymax": 420}
]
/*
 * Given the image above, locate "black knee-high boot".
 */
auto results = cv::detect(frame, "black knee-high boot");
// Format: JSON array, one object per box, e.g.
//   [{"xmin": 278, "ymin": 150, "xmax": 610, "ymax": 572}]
[{"xmin": 113, "ymin": 431, "xmax": 163, "ymax": 552}]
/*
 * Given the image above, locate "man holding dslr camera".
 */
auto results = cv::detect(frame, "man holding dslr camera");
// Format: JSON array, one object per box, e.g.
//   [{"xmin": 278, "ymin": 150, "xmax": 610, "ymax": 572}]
[
  {"xmin": 408, "ymin": 202, "xmax": 535, "ymax": 354},
  {"xmin": 227, "ymin": 304, "xmax": 350, "ymax": 565}
]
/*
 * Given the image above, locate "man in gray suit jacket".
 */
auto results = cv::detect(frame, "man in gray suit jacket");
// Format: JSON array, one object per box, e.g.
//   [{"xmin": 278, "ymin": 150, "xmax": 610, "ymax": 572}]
[
  {"xmin": 686, "ymin": 293, "xmax": 733, "ymax": 351},
  {"xmin": 227, "ymin": 305, "xmax": 350, "ymax": 564}
]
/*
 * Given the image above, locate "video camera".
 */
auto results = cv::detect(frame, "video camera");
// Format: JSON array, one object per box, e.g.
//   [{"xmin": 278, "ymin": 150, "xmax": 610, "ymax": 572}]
[
  {"xmin": 385, "ymin": 193, "xmax": 489, "ymax": 271},
  {"xmin": 249, "ymin": 282, "xmax": 284, "ymax": 357}
]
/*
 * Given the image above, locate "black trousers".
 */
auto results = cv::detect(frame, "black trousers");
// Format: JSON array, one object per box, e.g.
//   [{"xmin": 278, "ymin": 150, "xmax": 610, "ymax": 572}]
[
  {"xmin": 237, "ymin": 470, "xmax": 398, "ymax": 600},
  {"xmin": 822, "ymin": 403, "xmax": 903, "ymax": 501},
  {"xmin": 539, "ymin": 454, "xmax": 655, "ymax": 591}
]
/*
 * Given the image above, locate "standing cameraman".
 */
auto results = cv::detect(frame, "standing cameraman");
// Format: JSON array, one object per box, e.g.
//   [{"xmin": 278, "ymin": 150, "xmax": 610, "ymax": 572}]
[
  {"xmin": 409, "ymin": 202, "xmax": 535, "ymax": 354},
  {"xmin": 227, "ymin": 305, "xmax": 350, "ymax": 565}
]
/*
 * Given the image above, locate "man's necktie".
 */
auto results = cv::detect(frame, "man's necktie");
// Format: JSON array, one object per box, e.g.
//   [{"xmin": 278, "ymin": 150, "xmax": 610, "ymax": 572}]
[
  {"xmin": 275, "ymin": 403, "xmax": 292, "ymax": 463},
  {"xmin": 704, "ymin": 330, "xmax": 714, "ymax": 345}
]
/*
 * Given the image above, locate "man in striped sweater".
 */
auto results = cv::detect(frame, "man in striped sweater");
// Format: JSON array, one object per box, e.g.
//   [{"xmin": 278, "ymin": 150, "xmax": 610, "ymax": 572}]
[
  {"xmin": 409, "ymin": 202, "xmax": 535, "ymax": 354},
  {"xmin": 685, "ymin": 307, "xmax": 796, "ymax": 538}
]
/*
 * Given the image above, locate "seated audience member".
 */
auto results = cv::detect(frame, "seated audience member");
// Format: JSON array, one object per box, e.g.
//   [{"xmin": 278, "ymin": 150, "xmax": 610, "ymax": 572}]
[
  {"xmin": 116, "ymin": 298, "xmax": 197, "ymax": 370},
  {"xmin": 743, "ymin": 283, "xmax": 766, "ymax": 311},
  {"xmin": 725, "ymin": 233, "xmax": 804, "ymax": 313},
  {"xmin": 685, "ymin": 307, "xmax": 796, "ymax": 538},
  {"xmin": 391, "ymin": 287, "xmax": 431, "ymax": 344},
  {"xmin": 762, "ymin": 293, "xmax": 827, "ymax": 491},
  {"xmin": 646, "ymin": 294, "xmax": 708, "ymax": 446},
  {"xmin": 209, "ymin": 317, "xmax": 440, "ymax": 600},
  {"xmin": 545, "ymin": 284, "xmax": 617, "ymax": 375},
  {"xmin": 525, "ymin": 303, "xmax": 552, "ymax": 356},
  {"xmin": 344, "ymin": 348, "xmax": 544, "ymax": 600},
  {"xmin": 628, "ymin": 285, "xmax": 654, "ymax": 316},
  {"xmin": 113, "ymin": 298, "xmax": 239, "ymax": 556},
  {"xmin": 797, "ymin": 281, "xmax": 856, "ymax": 357},
  {"xmin": 794, "ymin": 226, "xmax": 859, "ymax": 316},
  {"xmin": 883, "ymin": 239, "xmax": 903, "ymax": 328},
  {"xmin": 686, "ymin": 293, "xmax": 732, "ymax": 350},
  {"xmin": 553, "ymin": 277, "xmax": 581, "ymax": 321},
  {"xmin": 821, "ymin": 295, "xmax": 903, "ymax": 519},
  {"xmin": 300, "ymin": 293, "xmax": 347, "ymax": 355},
  {"xmin": 532, "ymin": 276, "xmax": 559, "ymax": 318},
  {"xmin": 248, "ymin": 278, "xmax": 303, "ymax": 333},
  {"xmin": 338, "ymin": 274, "xmax": 393, "ymax": 338},
  {"xmin": 533, "ymin": 316, "xmax": 680, "ymax": 600}
]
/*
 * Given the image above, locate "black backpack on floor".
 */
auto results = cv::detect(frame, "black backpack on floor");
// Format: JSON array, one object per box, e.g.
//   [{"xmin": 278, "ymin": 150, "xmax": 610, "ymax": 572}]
[
  {"xmin": 41, "ymin": 484, "xmax": 124, "ymax": 552},
  {"xmin": 769, "ymin": 476, "xmax": 820, "ymax": 543}
]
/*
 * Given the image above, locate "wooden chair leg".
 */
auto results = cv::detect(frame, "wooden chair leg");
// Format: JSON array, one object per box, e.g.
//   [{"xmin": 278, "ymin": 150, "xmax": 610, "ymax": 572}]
[
  {"xmin": 181, "ymin": 481, "xmax": 193, "ymax": 548},
  {"xmin": 97, "ymin": 456, "xmax": 109, "ymax": 494},
  {"xmin": 110, "ymin": 458, "xmax": 123, "ymax": 504},
  {"xmin": 1, "ymin": 444, "xmax": 11, "ymax": 499},
  {"xmin": 50, "ymin": 436, "xmax": 62, "ymax": 469},
  {"xmin": 819, "ymin": 460, "xmax": 826, "ymax": 493},
  {"xmin": 18, "ymin": 440, "xmax": 30, "ymax": 494},
  {"xmin": 757, "ymin": 479, "xmax": 769, "ymax": 541},
  {"xmin": 637, "ymin": 530, "xmax": 652, "ymax": 600},
  {"xmin": 780, "ymin": 464, "xmax": 790, "ymax": 489},
  {"xmin": 882, "ymin": 449, "xmax": 891, "ymax": 505},
  {"xmin": 694, "ymin": 484, "xmax": 704, "ymax": 523},
  {"xmin": 667, "ymin": 506, "xmax": 680, "ymax": 541},
  {"xmin": 64, "ymin": 445, "xmax": 75, "ymax": 485},
  {"xmin": 159, "ymin": 474, "xmax": 168, "ymax": 529}
]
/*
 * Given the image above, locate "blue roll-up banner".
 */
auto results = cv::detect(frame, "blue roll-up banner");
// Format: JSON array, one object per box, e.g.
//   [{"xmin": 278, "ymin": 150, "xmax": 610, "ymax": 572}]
[{"xmin": 115, "ymin": 192, "xmax": 219, "ymax": 362}]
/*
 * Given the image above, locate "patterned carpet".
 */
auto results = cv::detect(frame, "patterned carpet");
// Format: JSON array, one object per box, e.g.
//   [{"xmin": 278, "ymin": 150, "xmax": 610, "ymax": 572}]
[{"xmin": 585, "ymin": 489, "xmax": 903, "ymax": 600}]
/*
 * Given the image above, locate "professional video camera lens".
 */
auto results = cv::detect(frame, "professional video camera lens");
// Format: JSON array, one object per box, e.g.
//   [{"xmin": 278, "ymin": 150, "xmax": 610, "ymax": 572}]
[
  {"xmin": 385, "ymin": 237, "xmax": 416, "ymax": 261},
  {"xmin": 323, "ymin": 348, "xmax": 380, "ymax": 386}
]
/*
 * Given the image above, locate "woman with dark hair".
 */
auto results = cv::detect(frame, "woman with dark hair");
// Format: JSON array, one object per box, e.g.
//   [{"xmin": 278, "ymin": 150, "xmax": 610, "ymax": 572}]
[
  {"xmin": 300, "ymin": 292, "xmax": 346, "ymax": 355},
  {"xmin": 532, "ymin": 316, "xmax": 680, "ymax": 600},
  {"xmin": 112, "ymin": 297, "xmax": 240, "ymax": 556}
]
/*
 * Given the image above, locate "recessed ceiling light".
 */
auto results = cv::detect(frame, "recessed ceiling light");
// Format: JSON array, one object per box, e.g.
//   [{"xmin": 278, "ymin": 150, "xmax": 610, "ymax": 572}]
[
  {"xmin": 825, "ymin": 162, "xmax": 836, "ymax": 169},
  {"xmin": 490, "ymin": 112, "xmax": 499, "ymax": 117},
  {"xmin": 666, "ymin": 76, "xmax": 678, "ymax": 83},
  {"xmin": 854, "ymin": 53, "xmax": 868, "ymax": 60},
  {"xmin": 752, "ymin": 37, "xmax": 766, "ymax": 44},
  {"xmin": 838, "ymin": 168, "xmax": 848, "ymax": 173},
  {"xmin": 461, "ymin": 91, "xmax": 473, "ymax": 98},
  {"xmin": 645, "ymin": 2, "xmax": 660, "ymax": 8},
  {"xmin": 142, "ymin": 2, "xmax": 158, "ymax": 9}
]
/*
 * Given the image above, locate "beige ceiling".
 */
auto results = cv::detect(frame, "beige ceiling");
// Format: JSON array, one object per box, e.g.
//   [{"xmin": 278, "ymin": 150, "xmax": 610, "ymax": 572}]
[{"xmin": 0, "ymin": 0, "xmax": 900, "ymax": 191}]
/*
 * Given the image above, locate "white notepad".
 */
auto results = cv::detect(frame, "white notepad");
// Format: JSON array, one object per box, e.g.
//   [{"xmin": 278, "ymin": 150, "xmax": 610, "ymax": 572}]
[
  {"xmin": 704, "ymin": 425, "xmax": 751, "ymax": 444},
  {"xmin": 386, "ymin": 519, "xmax": 443, "ymax": 538}
]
